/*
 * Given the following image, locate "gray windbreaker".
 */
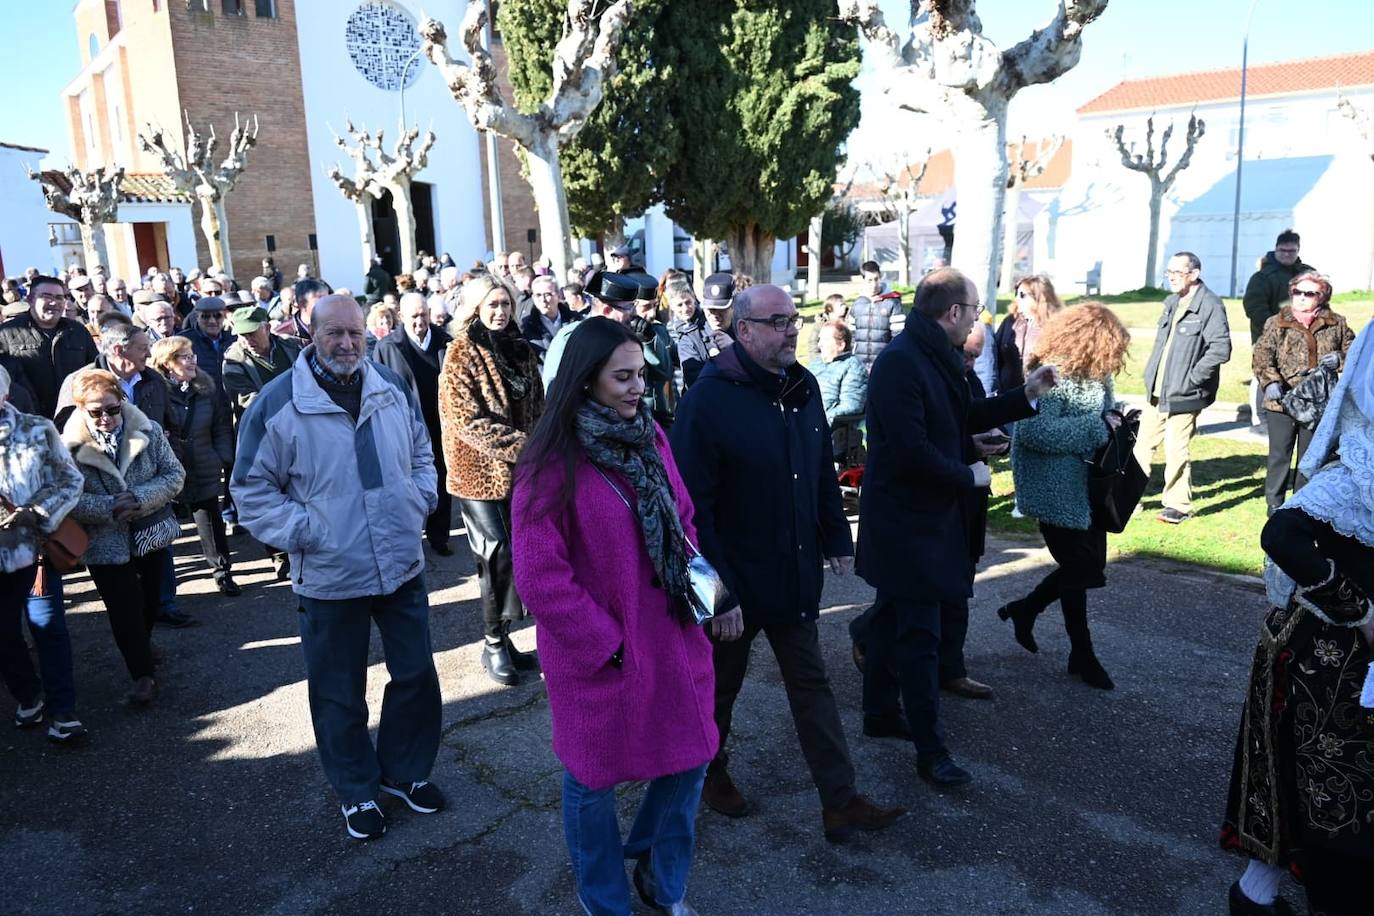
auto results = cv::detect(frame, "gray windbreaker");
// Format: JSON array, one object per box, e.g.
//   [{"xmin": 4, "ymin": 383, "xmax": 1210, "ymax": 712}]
[{"xmin": 230, "ymin": 347, "xmax": 438, "ymax": 599}]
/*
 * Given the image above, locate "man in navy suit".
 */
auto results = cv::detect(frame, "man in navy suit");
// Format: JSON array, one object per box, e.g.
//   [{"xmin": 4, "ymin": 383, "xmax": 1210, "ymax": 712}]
[{"xmin": 856, "ymin": 268, "xmax": 1058, "ymax": 788}]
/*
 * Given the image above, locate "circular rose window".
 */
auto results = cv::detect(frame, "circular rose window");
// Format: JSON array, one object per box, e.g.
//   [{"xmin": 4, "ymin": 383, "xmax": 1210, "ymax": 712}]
[{"xmin": 344, "ymin": 2, "xmax": 423, "ymax": 92}]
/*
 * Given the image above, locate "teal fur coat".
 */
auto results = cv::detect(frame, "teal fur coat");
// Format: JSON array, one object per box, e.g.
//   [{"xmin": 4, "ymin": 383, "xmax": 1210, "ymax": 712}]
[{"xmin": 1010, "ymin": 375, "xmax": 1113, "ymax": 530}]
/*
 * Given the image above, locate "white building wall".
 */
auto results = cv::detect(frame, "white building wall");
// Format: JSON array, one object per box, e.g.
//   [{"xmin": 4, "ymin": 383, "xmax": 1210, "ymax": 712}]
[
  {"xmin": 0, "ymin": 146, "xmax": 70, "ymax": 276},
  {"xmin": 293, "ymin": 0, "xmax": 488, "ymax": 291},
  {"xmin": 1056, "ymin": 87, "xmax": 1374, "ymax": 294}
]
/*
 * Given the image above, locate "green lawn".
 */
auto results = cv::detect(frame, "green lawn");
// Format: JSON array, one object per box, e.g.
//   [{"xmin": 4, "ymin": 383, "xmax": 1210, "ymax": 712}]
[{"xmin": 986, "ymin": 434, "xmax": 1270, "ymax": 576}]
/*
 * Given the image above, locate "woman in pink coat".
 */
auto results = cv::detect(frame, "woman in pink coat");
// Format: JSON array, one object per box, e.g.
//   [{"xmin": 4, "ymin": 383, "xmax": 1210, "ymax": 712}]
[{"xmin": 514, "ymin": 317, "xmax": 723, "ymax": 916}]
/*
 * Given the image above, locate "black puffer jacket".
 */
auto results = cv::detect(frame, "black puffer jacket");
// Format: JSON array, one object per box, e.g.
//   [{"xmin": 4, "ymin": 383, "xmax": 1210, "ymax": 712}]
[
  {"xmin": 1243, "ymin": 252, "xmax": 1316, "ymax": 344},
  {"xmin": 0, "ymin": 313, "xmax": 99, "ymax": 419},
  {"xmin": 163, "ymin": 370, "xmax": 234, "ymax": 504},
  {"xmin": 850, "ymin": 293, "xmax": 905, "ymax": 374}
]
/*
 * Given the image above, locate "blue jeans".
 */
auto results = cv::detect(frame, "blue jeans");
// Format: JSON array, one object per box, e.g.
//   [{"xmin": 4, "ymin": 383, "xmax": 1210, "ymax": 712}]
[
  {"xmin": 561, "ymin": 763, "xmax": 707, "ymax": 916},
  {"xmin": 297, "ymin": 574, "xmax": 442, "ymax": 805},
  {"xmin": 26, "ymin": 565, "xmax": 75, "ymax": 718},
  {"xmin": 159, "ymin": 549, "xmax": 178, "ymax": 614}
]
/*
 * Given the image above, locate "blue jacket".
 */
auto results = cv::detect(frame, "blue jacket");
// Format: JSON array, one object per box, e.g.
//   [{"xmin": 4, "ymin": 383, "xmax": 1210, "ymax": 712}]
[
  {"xmin": 231, "ymin": 348, "xmax": 438, "ymax": 600},
  {"xmin": 1010, "ymin": 375, "xmax": 1113, "ymax": 531},
  {"xmin": 812, "ymin": 351, "xmax": 867, "ymax": 423},
  {"xmin": 668, "ymin": 312, "xmax": 713, "ymax": 390},
  {"xmin": 670, "ymin": 344, "xmax": 851, "ymax": 626},
  {"xmin": 856, "ymin": 312, "xmax": 1034, "ymax": 603},
  {"xmin": 177, "ymin": 324, "xmax": 237, "ymax": 387}
]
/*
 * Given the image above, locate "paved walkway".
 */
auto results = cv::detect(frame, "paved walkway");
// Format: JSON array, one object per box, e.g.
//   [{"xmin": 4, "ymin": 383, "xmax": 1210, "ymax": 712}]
[{"xmin": 2, "ymin": 518, "xmax": 1283, "ymax": 914}]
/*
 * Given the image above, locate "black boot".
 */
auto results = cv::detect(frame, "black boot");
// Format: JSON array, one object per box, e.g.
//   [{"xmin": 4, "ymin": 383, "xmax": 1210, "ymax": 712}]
[
  {"xmin": 996, "ymin": 599, "xmax": 1043, "ymax": 654},
  {"xmin": 1295, "ymin": 561, "xmax": 1373, "ymax": 625},
  {"xmin": 502, "ymin": 632, "xmax": 540, "ymax": 671},
  {"xmin": 1062, "ymin": 595, "xmax": 1113, "ymax": 690},
  {"xmin": 481, "ymin": 638, "xmax": 520, "ymax": 687}
]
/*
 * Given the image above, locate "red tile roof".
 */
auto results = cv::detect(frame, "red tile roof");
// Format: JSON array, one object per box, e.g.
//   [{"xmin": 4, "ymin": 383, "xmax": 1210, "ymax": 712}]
[
  {"xmin": 1077, "ymin": 49, "xmax": 1374, "ymax": 115},
  {"xmin": 845, "ymin": 139, "xmax": 1073, "ymax": 199},
  {"xmin": 37, "ymin": 170, "xmax": 192, "ymax": 205}
]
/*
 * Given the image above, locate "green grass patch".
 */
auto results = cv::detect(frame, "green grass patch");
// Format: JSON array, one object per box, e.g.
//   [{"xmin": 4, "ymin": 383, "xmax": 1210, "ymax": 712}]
[{"xmin": 987, "ymin": 433, "xmax": 1270, "ymax": 576}]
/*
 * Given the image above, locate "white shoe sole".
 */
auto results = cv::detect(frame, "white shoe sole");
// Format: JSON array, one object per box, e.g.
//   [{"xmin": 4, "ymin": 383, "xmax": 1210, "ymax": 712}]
[
  {"xmin": 341, "ymin": 807, "xmax": 386, "ymax": 840},
  {"xmin": 380, "ymin": 783, "xmax": 441, "ymax": 814}
]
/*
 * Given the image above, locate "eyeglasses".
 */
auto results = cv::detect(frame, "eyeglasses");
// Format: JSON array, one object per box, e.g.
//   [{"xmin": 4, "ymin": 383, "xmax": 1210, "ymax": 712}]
[
  {"xmin": 34, "ymin": 293, "xmax": 71, "ymax": 305},
  {"xmin": 740, "ymin": 314, "xmax": 804, "ymax": 332},
  {"xmin": 84, "ymin": 404, "xmax": 122, "ymax": 419},
  {"xmin": 1165, "ymin": 270, "xmax": 1194, "ymax": 277},
  {"xmin": 1291, "ymin": 288, "xmax": 1322, "ymax": 299},
  {"xmin": 958, "ymin": 303, "xmax": 988, "ymax": 316},
  {"xmin": 1276, "ymin": 247, "xmax": 1300, "ymax": 255},
  {"xmin": 1016, "ymin": 289, "xmax": 1032, "ymax": 299},
  {"xmin": 174, "ymin": 352, "xmax": 197, "ymax": 362}
]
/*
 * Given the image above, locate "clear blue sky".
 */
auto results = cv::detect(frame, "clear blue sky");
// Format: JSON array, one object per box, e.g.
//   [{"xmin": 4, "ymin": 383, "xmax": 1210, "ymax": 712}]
[{"xmin": 2, "ymin": 0, "xmax": 1372, "ymax": 167}]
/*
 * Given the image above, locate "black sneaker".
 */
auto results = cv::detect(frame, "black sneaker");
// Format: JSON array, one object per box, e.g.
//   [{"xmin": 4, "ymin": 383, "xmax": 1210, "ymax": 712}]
[
  {"xmin": 341, "ymin": 800, "xmax": 386, "ymax": 840},
  {"xmin": 380, "ymin": 779, "xmax": 445, "ymax": 814},
  {"xmin": 47, "ymin": 719, "xmax": 87, "ymax": 745},
  {"xmin": 1157, "ymin": 507, "xmax": 1190, "ymax": 525},
  {"xmin": 14, "ymin": 700, "xmax": 44, "ymax": 728}
]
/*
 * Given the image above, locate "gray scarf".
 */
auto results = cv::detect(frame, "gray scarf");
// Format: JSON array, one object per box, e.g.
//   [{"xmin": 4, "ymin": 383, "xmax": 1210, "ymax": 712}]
[{"xmin": 574, "ymin": 401, "xmax": 694, "ymax": 624}]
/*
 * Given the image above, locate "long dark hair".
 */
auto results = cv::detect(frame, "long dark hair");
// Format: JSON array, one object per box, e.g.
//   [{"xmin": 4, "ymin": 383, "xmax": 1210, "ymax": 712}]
[{"xmin": 516, "ymin": 317, "xmax": 639, "ymax": 518}]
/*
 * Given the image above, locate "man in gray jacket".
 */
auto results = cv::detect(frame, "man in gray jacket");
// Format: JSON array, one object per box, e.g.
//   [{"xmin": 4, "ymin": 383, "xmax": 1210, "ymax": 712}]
[
  {"xmin": 232, "ymin": 295, "xmax": 443, "ymax": 842},
  {"xmin": 1134, "ymin": 252, "xmax": 1232, "ymax": 524}
]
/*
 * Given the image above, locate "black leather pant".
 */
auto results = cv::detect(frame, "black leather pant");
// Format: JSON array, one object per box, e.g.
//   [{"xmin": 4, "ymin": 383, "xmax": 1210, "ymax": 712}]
[{"xmin": 457, "ymin": 497, "xmax": 525, "ymax": 638}]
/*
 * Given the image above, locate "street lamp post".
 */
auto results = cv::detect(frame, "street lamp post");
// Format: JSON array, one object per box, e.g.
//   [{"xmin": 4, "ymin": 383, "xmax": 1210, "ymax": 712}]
[
  {"xmin": 1228, "ymin": 0, "xmax": 1262, "ymax": 297},
  {"xmin": 398, "ymin": 44, "xmax": 424, "ymax": 130}
]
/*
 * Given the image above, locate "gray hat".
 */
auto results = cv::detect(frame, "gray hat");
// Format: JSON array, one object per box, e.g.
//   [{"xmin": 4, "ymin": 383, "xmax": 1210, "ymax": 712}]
[
  {"xmin": 193, "ymin": 295, "xmax": 229, "ymax": 313},
  {"xmin": 130, "ymin": 289, "xmax": 167, "ymax": 307},
  {"xmin": 609, "ymin": 244, "xmax": 632, "ymax": 258},
  {"xmin": 701, "ymin": 272, "xmax": 735, "ymax": 309}
]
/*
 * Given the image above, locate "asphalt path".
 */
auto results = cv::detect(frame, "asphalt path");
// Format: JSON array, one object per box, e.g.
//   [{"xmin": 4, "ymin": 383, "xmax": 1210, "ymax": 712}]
[{"xmin": 1, "ymin": 519, "xmax": 1284, "ymax": 915}]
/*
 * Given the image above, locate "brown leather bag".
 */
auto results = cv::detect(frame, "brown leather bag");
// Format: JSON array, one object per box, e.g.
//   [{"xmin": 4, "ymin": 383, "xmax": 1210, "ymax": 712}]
[
  {"xmin": 41, "ymin": 516, "xmax": 88, "ymax": 573},
  {"xmin": 0, "ymin": 494, "xmax": 87, "ymax": 574}
]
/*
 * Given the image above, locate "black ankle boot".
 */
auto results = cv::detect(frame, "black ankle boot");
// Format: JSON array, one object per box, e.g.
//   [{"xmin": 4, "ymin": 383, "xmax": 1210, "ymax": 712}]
[
  {"xmin": 1062, "ymin": 601, "xmax": 1113, "ymax": 690},
  {"xmin": 501, "ymin": 627, "xmax": 539, "ymax": 671},
  {"xmin": 481, "ymin": 639, "xmax": 520, "ymax": 686},
  {"xmin": 997, "ymin": 599, "xmax": 1042, "ymax": 654},
  {"xmin": 1295, "ymin": 561, "xmax": 1373, "ymax": 625}
]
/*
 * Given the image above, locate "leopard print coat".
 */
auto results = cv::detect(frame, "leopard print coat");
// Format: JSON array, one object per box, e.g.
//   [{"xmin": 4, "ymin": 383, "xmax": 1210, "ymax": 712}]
[{"xmin": 437, "ymin": 329, "xmax": 544, "ymax": 501}]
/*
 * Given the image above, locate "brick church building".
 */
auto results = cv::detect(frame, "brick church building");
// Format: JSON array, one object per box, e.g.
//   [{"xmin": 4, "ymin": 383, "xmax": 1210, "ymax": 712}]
[{"xmin": 62, "ymin": 0, "xmax": 541, "ymax": 288}]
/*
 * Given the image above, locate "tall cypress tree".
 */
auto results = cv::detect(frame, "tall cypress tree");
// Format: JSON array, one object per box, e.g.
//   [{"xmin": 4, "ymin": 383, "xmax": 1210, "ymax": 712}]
[
  {"xmin": 658, "ymin": 1, "xmax": 861, "ymax": 281},
  {"xmin": 498, "ymin": 0, "xmax": 678, "ymax": 242},
  {"xmin": 498, "ymin": 0, "xmax": 860, "ymax": 280}
]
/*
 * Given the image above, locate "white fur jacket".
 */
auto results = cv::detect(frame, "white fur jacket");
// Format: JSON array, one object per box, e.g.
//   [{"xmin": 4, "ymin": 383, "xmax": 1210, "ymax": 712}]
[{"xmin": 0, "ymin": 404, "xmax": 84, "ymax": 574}]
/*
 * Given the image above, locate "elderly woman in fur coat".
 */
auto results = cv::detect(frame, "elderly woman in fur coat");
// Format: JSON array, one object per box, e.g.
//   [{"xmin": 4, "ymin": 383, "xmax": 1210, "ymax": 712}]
[
  {"xmin": 438, "ymin": 275, "xmax": 544, "ymax": 687},
  {"xmin": 63, "ymin": 368, "xmax": 185, "ymax": 707},
  {"xmin": 0, "ymin": 363, "xmax": 86, "ymax": 743}
]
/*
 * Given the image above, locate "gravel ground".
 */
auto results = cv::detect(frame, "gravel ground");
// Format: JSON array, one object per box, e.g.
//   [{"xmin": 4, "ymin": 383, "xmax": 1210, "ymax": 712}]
[{"xmin": 0, "ymin": 522, "xmax": 1288, "ymax": 915}]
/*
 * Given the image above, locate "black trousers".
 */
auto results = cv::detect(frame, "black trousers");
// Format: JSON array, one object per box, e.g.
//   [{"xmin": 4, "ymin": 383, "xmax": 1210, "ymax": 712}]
[
  {"xmin": 1264, "ymin": 410, "xmax": 1314, "ymax": 512},
  {"xmin": 88, "ymin": 548, "xmax": 166, "ymax": 681},
  {"xmin": 456, "ymin": 496, "xmax": 524, "ymax": 638},
  {"xmin": 862, "ymin": 595, "xmax": 945, "ymax": 756},
  {"xmin": 427, "ymin": 456, "xmax": 453, "ymax": 547},
  {"xmin": 712, "ymin": 619, "xmax": 856, "ymax": 809},
  {"xmin": 189, "ymin": 498, "xmax": 231, "ymax": 576},
  {"xmin": 1261, "ymin": 508, "xmax": 1374, "ymax": 594},
  {"xmin": 851, "ymin": 599, "xmax": 968, "ymax": 684}
]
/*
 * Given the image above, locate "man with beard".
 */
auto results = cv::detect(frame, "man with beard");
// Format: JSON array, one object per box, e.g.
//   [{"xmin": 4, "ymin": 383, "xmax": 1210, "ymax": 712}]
[{"xmin": 232, "ymin": 295, "xmax": 443, "ymax": 841}]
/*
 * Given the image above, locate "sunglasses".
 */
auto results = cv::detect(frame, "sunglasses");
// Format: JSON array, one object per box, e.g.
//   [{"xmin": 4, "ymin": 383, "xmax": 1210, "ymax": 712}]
[
  {"xmin": 84, "ymin": 404, "xmax": 122, "ymax": 419},
  {"xmin": 1291, "ymin": 288, "xmax": 1322, "ymax": 299}
]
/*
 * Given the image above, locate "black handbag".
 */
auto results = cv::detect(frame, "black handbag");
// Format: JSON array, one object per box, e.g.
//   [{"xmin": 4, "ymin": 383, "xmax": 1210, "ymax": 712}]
[
  {"xmin": 1280, "ymin": 364, "xmax": 1338, "ymax": 430},
  {"xmin": 1086, "ymin": 410, "xmax": 1148, "ymax": 534}
]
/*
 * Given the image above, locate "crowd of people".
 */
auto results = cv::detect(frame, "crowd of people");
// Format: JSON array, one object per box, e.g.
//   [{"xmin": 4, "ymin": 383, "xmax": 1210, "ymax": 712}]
[{"xmin": 1, "ymin": 228, "xmax": 1370, "ymax": 915}]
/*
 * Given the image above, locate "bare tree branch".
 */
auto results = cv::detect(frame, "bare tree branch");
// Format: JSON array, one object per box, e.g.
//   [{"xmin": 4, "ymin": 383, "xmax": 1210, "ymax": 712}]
[
  {"xmin": 1000, "ymin": 0, "xmax": 1110, "ymax": 93},
  {"xmin": 1337, "ymin": 94, "xmax": 1374, "ymax": 160},
  {"xmin": 1007, "ymin": 134, "xmax": 1064, "ymax": 187}
]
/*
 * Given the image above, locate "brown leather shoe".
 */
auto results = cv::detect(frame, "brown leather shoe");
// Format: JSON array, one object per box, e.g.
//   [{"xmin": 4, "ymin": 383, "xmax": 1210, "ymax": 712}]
[
  {"xmin": 127, "ymin": 676, "xmax": 158, "ymax": 707},
  {"xmin": 822, "ymin": 794, "xmax": 905, "ymax": 843},
  {"xmin": 941, "ymin": 677, "xmax": 994, "ymax": 700},
  {"xmin": 702, "ymin": 759, "xmax": 748, "ymax": 818}
]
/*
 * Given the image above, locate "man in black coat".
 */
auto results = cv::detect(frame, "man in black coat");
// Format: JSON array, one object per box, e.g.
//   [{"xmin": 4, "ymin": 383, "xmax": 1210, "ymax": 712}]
[
  {"xmin": 518, "ymin": 275, "xmax": 578, "ymax": 365},
  {"xmin": 373, "ymin": 292, "xmax": 453, "ymax": 555},
  {"xmin": 856, "ymin": 268, "xmax": 1057, "ymax": 788},
  {"xmin": 671, "ymin": 284, "xmax": 904, "ymax": 844},
  {"xmin": 0, "ymin": 276, "xmax": 99, "ymax": 420}
]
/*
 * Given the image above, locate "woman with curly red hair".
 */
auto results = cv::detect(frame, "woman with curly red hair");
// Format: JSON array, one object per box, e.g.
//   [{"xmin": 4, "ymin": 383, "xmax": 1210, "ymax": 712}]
[{"xmin": 999, "ymin": 302, "xmax": 1131, "ymax": 689}]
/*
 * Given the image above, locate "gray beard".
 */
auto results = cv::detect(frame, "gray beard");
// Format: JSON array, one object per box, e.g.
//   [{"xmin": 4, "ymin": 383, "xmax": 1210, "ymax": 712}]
[{"xmin": 317, "ymin": 351, "xmax": 359, "ymax": 379}]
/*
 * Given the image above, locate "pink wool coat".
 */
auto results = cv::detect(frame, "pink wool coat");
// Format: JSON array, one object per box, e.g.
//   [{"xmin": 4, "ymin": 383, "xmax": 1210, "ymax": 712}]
[{"xmin": 512, "ymin": 427, "xmax": 718, "ymax": 790}]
